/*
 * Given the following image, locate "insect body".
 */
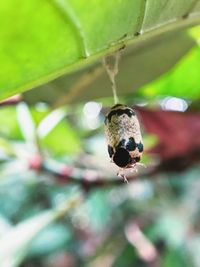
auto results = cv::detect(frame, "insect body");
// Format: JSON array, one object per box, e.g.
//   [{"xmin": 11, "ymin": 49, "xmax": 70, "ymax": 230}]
[{"xmin": 104, "ymin": 104, "xmax": 143, "ymax": 176}]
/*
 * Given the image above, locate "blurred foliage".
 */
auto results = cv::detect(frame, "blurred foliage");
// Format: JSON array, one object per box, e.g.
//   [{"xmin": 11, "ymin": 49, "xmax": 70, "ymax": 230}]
[
  {"xmin": 139, "ymin": 46, "xmax": 200, "ymax": 99},
  {"xmin": 41, "ymin": 119, "xmax": 81, "ymax": 156},
  {"xmin": 0, "ymin": 107, "xmax": 23, "ymax": 140},
  {"xmin": 1, "ymin": 53, "xmax": 200, "ymax": 266}
]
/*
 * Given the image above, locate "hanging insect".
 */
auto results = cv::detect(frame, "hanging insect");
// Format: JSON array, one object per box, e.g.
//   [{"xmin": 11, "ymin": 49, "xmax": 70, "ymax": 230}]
[
  {"xmin": 103, "ymin": 54, "xmax": 144, "ymax": 182},
  {"xmin": 104, "ymin": 103, "xmax": 144, "ymax": 182}
]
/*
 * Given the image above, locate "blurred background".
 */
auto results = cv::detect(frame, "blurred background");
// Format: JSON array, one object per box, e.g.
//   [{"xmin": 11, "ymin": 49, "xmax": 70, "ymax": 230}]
[
  {"xmin": 0, "ymin": 25, "xmax": 200, "ymax": 267},
  {"xmin": 1, "ymin": 1, "xmax": 200, "ymax": 266}
]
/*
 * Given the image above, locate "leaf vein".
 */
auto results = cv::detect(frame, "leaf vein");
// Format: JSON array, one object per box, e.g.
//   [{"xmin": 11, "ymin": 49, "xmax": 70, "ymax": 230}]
[
  {"xmin": 50, "ymin": 0, "xmax": 90, "ymax": 58},
  {"xmin": 135, "ymin": 0, "xmax": 148, "ymax": 35}
]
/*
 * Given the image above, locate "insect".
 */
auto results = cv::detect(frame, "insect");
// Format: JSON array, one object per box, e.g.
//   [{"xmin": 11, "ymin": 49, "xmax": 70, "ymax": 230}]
[{"xmin": 104, "ymin": 103, "xmax": 143, "ymax": 182}]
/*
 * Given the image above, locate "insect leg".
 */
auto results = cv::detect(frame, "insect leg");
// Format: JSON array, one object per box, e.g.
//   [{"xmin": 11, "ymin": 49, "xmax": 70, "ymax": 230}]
[{"xmin": 117, "ymin": 169, "xmax": 129, "ymax": 184}]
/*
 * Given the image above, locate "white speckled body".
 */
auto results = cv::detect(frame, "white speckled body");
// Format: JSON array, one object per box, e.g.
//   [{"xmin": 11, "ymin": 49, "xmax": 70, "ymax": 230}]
[{"xmin": 104, "ymin": 104, "xmax": 143, "ymax": 167}]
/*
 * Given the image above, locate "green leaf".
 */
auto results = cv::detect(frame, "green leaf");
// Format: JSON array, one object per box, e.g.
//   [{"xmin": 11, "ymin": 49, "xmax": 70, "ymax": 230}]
[
  {"xmin": 40, "ymin": 118, "xmax": 81, "ymax": 156},
  {"xmin": 0, "ymin": 107, "xmax": 23, "ymax": 140},
  {"xmin": 28, "ymin": 224, "xmax": 71, "ymax": 257},
  {"xmin": 0, "ymin": 1, "xmax": 200, "ymax": 100},
  {"xmin": 24, "ymin": 30, "xmax": 196, "ymax": 106},
  {"xmin": 139, "ymin": 46, "xmax": 200, "ymax": 99},
  {"xmin": 189, "ymin": 24, "xmax": 200, "ymax": 40},
  {"xmin": 16, "ymin": 102, "xmax": 37, "ymax": 144},
  {"xmin": 163, "ymin": 249, "xmax": 192, "ymax": 267}
]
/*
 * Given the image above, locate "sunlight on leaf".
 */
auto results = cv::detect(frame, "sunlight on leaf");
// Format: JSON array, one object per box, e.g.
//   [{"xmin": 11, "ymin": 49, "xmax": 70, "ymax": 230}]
[
  {"xmin": 0, "ymin": 1, "xmax": 200, "ymax": 100},
  {"xmin": 139, "ymin": 46, "xmax": 200, "ymax": 99}
]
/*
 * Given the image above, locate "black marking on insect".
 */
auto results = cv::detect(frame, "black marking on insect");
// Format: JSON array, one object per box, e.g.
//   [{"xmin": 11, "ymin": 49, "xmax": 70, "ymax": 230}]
[
  {"xmin": 106, "ymin": 108, "xmax": 135, "ymax": 123},
  {"xmin": 137, "ymin": 142, "xmax": 144, "ymax": 153},
  {"xmin": 126, "ymin": 137, "xmax": 137, "ymax": 152},
  {"xmin": 112, "ymin": 103, "xmax": 124, "ymax": 109},
  {"xmin": 108, "ymin": 145, "xmax": 114, "ymax": 158},
  {"xmin": 134, "ymin": 156, "xmax": 141, "ymax": 162},
  {"xmin": 113, "ymin": 147, "xmax": 132, "ymax": 168},
  {"xmin": 116, "ymin": 139, "xmax": 126, "ymax": 149},
  {"xmin": 104, "ymin": 104, "xmax": 144, "ymax": 181}
]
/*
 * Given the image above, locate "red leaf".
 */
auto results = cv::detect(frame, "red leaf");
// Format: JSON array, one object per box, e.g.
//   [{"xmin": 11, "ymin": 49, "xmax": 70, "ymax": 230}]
[{"xmin": 137, "ymin": 108, "xmax": 200, "ymax": 160}]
